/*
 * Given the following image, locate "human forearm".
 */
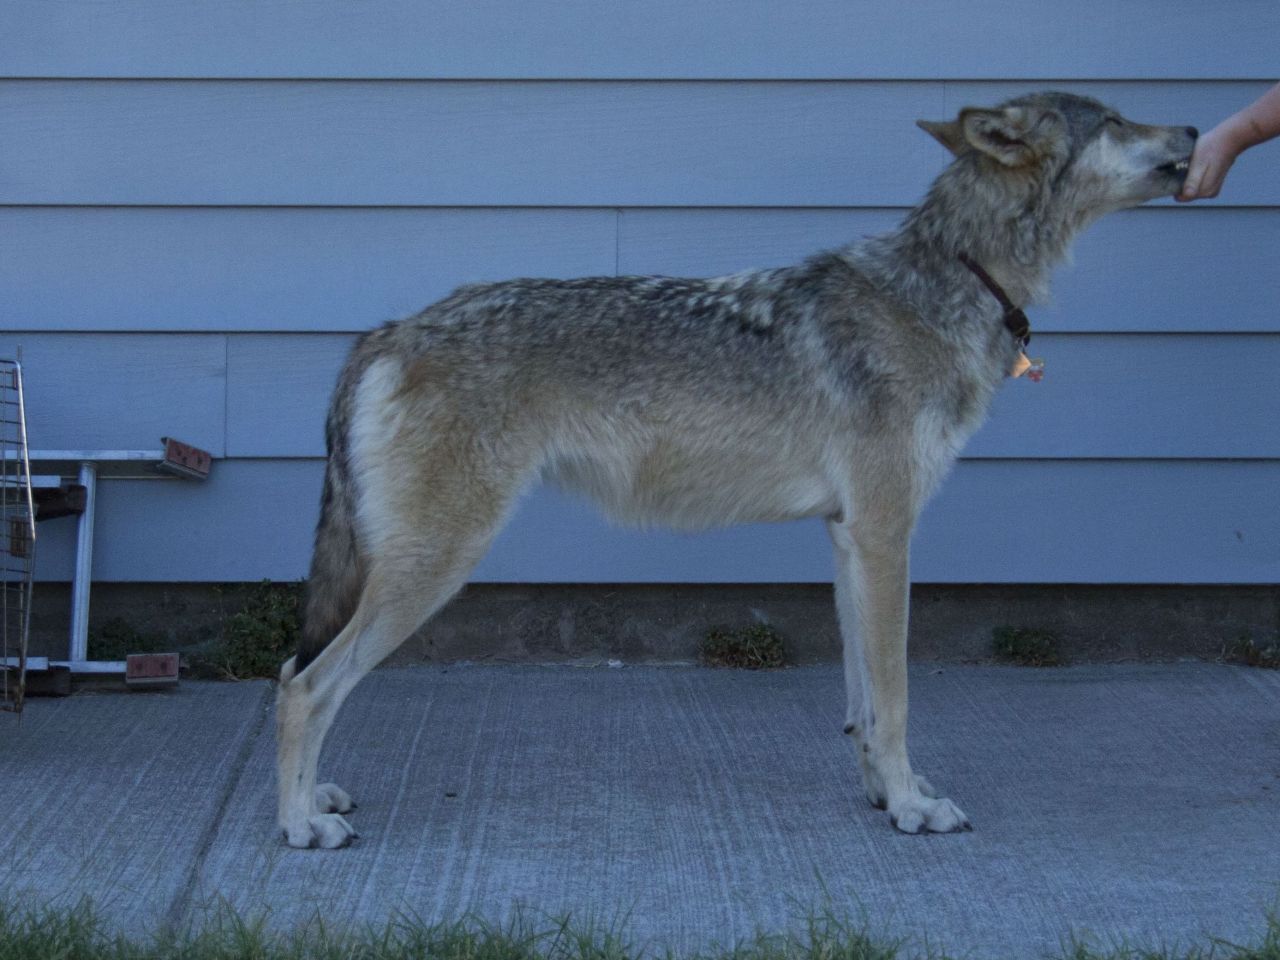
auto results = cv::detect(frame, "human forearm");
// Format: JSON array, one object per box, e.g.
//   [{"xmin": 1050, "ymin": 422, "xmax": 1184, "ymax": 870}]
[
  {"xmin": 1216, "ymin": 81, "xmax": 1280, "ymax": 152},
  {"xmin": 1178, "ymin": 80, "xmax": 1280, "ymax": 201}
]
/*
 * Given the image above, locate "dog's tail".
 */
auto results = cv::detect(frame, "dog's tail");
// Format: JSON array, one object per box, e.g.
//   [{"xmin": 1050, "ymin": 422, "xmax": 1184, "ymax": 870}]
[{"xmin": 291, "ymin": 348, "xmax": 373, "ymax": 678}]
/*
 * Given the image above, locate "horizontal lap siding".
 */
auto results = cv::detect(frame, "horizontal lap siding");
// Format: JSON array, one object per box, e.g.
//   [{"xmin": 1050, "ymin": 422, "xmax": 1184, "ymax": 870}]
[
  {"xmin": 2, "ymin": 81, "xmax": 939, "ymax": 206},
  {"xmin": 620, "ymin": 208, "xmax": 1280, "ymax": 334},
  {"xmin": 3, "ymin": 36, "xmax": 1276, "ymax": 583},
  {"xmin": 3, "ymin": 81, "xmax": 1277, "ymax": 206},
  {"xmin": 6, "ymin": 1, "xmax": 1277, "ymax": 79},
  {"xmin": 5, "ymin": 207, "xmax": 1279, "ymax": 333},
  {"xmin": 0, "ymin": 334, "xmax": 227, "ymax": 455},
  {"xmin": 28, "ymin": 460, "xmax": 1280, "ymax": 584},
  {"xmin": 220, "ymin": 333, "xmax": 1274, "ymax": 460},
  {"xmin": 3, "ymin": 331, "xmax": 1275, "ymax": 460},
  {"xmin": 0, "ymin": 208, "xmax": 620, "ymax": 332}
]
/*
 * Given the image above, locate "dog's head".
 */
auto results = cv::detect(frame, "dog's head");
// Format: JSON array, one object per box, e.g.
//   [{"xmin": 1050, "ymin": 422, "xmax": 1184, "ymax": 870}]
[{"xmin": 917, "ymin": 92, "xmax": 1197, "ymax": 218}]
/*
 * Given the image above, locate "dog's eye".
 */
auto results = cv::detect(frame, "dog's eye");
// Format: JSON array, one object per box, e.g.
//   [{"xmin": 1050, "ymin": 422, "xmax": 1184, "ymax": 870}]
[{"xmin": 1105, "ymin": 116, "xmax": 1125, "ymax": 128}]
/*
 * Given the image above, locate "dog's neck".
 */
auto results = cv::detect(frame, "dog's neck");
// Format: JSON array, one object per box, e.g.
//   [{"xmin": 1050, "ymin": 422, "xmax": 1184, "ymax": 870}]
[{"xmin": 854, "ymin": 157, "xmax": 1089, "ymax": 321}]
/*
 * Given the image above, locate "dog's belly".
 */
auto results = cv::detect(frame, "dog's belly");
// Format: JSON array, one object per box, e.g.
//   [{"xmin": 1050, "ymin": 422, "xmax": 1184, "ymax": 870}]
[{"xmin": 545, "ymin": 443, "xmax": 838, "ymax": 530}]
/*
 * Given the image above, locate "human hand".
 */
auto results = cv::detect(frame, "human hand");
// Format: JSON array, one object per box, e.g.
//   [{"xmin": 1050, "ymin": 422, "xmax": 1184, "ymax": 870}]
[{"xmin": 1176, "ymin": 124, "xmax": 1240, "ymax": 201}]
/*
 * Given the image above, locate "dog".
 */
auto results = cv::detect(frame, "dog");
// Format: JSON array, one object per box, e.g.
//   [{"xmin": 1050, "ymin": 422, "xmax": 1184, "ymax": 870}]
[{"xmin": 275, "ymin": 91, "xmax": 1196, "ymax": 848}]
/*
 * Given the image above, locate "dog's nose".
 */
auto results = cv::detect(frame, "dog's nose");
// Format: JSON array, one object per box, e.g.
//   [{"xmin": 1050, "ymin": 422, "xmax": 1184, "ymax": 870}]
[{"xmin": 1185, "ymin": 126, "xmax": 1199, "ymax": 139}]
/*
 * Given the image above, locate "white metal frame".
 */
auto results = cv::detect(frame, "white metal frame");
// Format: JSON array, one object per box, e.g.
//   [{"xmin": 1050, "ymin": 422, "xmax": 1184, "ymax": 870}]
[{"xmin": 2, "ymin": 448, "xmax": 201, "ymax": 674}]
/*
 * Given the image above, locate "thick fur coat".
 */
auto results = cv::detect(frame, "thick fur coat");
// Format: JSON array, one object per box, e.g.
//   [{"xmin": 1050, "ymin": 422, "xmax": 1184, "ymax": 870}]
[{"xmin": 277, "ymin": 92, "xmax": 1196, "ymax": 848}]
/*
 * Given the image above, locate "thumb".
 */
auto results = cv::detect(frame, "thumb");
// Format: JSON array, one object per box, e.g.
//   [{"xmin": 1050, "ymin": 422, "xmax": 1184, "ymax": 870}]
[{"xmin": 1178, "ymin": 163, "xmax": 1206, "ymax": 201}]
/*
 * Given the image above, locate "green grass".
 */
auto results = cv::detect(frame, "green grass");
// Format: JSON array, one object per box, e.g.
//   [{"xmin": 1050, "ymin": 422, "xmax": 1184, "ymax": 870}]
[
  {"xmin": 86, "ymin": 617, "xmax": 169, "ymax": 662},
  {"xmin": 1222, "ymin": 634, "xmax": 1280, "ymax": 670},
  {"xmin": 82, "ymin": 582, "xmax": 302, "ymax": 680},
  {"xmin": 701, "ymin": 624, "xmax": 787, "ymax": 669},
  {"xmin": 191, "ymin": 579, "xmax": 302, "ymax": 681},
  {"xmin": 992, "ymin": 626, "xmax": 1064, "ymax": 667},
  {"xmin": 0, "ymin": 899, "xmax": 1275, "ymax": 960}
]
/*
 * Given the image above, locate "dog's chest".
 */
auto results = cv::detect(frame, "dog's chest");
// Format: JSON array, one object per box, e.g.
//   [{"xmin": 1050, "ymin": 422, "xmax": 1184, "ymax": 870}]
[{"xmin": 910, "ymin": 357, "xmax": 1006, "ymax": 503}]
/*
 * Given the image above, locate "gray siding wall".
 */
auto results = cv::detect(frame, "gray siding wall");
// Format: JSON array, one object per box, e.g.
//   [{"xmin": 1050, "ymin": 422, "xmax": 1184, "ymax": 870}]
[{"xmin": 3, "ymin": 3, "xmax": 1277, "ymax": 583}]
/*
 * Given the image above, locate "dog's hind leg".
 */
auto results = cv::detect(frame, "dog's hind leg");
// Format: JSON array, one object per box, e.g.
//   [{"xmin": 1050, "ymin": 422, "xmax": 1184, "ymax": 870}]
[
  {"xmin": 829, "ymin": 503, "xmax": 969, "ymax": 834},
  {"xmin": 276, "ymin": 495, "xmax": 511, "ymax": 849}
]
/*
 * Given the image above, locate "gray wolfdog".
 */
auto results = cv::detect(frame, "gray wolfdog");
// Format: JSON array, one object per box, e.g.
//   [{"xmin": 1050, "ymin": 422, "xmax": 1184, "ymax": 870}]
[{"xmin": 276, "ymin": 92, "xmax": 1196, "ymax": 847}]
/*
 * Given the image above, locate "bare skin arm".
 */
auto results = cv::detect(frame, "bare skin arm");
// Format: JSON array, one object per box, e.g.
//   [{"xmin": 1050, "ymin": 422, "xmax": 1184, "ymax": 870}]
[{"xmin": 1177, "ymin": 80, "xmax": 1280, "ymax": 201}]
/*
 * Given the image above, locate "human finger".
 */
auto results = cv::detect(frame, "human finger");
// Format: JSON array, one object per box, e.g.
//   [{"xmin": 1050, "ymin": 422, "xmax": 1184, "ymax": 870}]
[{"xmin": 1178, "ymin": 162, "xmax": 1206, "ymax": 201}]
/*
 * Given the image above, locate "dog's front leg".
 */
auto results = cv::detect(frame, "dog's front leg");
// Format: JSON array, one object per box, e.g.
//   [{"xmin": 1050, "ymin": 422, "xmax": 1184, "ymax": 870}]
[{"xmin": 828, "ymin": 518, "xmax": 970, "ymax": 834}]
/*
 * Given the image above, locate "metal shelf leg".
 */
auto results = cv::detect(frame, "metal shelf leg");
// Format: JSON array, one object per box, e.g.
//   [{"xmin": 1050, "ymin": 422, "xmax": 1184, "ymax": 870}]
[{"xmin": 69, "ymin": 461, "xmax": 96, "ymax": 662}]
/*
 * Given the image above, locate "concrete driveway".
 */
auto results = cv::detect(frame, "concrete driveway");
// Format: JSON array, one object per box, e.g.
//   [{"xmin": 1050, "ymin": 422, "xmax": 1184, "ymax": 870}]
[{"xmin": 3, "ymin": 662, "xmax": 1278, "ymax": 957}]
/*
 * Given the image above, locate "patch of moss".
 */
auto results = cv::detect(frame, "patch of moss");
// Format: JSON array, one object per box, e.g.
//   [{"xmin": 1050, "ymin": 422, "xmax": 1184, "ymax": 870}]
[
  {"xmin": 701, "ymin": 623, "xmax": 787, "ymax": 669},
  {"xmin": 992, "ymin": 626, "xmax": 1064, "ymax": 667},
  {"xmin": 86, "ymin": 617, "xmax": 167, "ymax": 661},
  {"xmin": 1223, "ymin": 634, "xmax": 1280, "ymax": 669}
]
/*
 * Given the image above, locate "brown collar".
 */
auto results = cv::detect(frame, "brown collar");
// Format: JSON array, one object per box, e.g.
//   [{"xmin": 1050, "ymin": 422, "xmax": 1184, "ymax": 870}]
[{"xmin": 957, "ymin": 252, "xmax": 1031, "ymax": 348}]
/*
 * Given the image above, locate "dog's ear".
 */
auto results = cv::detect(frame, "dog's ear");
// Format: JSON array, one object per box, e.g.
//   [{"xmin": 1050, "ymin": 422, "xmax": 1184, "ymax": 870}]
[
  {"xmin": 915, "ymin": 118, "xmax": 966, "ymax": 157},
  {"xmin": 958, "ymin": 106, "xmax": 1044, "ymax": 166}
]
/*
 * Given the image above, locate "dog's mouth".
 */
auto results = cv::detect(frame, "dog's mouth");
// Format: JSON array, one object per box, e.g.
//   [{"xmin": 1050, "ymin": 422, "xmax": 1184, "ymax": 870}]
[{"xmin": 1156, "ymin": 158, "xmax": 1191, "ymax": 178}]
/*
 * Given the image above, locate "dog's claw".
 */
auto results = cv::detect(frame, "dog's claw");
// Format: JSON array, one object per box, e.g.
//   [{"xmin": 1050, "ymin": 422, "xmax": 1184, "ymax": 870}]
[
  {"xmin": 282, "ymin": 813, "xmax": 357, "ymax": 849},
  {"xmin": 888, "ymin": 795, "xmax": 969, "ymax": 835},
  {"xmin": 315, "ymin": 782, "xmax": 355, "ymax": 815}
]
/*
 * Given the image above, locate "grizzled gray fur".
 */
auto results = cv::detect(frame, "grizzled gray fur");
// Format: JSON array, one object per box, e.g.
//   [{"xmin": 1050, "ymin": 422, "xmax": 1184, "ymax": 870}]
[{"xmin": 276, "ymin": 92, "xmax": 1196, "ymax": 849}]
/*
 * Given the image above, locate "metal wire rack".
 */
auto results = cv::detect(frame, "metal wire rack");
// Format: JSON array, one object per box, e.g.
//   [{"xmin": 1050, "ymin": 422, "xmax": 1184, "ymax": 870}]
[{"xmin": 1, "ymin": 358, "xmax": 36, "ymax": 714}]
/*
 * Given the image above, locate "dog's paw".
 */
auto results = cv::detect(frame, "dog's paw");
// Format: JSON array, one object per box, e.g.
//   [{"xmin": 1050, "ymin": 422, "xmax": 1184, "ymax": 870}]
[
  {"xmin": 315, "ymin": 782, "xmax": 355, "ymax": 815},
  {"xmin": 887, "ymin": 795, "xmax": 971, "ymax": 834},
  {"xmin": 866, "ymin": 773, "xmax": 938, "ymax": 810},
  {"xmin": 281, "ymin": 813, "xmax": 359, "ymax": 849}
]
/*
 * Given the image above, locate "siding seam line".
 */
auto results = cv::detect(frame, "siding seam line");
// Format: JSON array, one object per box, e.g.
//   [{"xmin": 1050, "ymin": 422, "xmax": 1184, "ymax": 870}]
[{"xmin": 223, "ymin": 335, "xmax": 230, "ymax": 459}]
